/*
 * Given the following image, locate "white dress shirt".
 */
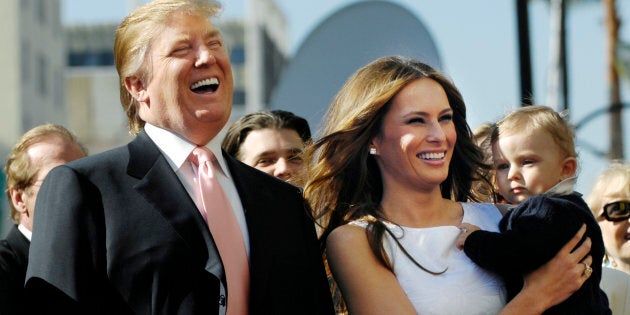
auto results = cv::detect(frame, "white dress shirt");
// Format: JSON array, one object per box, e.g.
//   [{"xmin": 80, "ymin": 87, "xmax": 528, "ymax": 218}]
[
  {"xmin": 144, "ymin": 123, "xmax": 250, "ymax": 255},
  {"xmin": 18, "ymin": 224, "xmax": 32, "ymax": 241}
]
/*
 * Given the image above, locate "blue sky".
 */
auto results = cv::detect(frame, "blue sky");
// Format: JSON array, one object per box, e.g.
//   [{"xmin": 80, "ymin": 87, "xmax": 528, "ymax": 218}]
[{"xmin": 63, "ymin": 0, "xmax": 630, "ymax": 195}]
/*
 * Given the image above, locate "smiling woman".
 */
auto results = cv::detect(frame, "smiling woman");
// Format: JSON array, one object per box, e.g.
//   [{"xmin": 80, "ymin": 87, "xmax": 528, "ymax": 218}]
[
  {"xmin": 305, "ymin": 55, "xmax": 504, "ymax": 314},
  {"xmin": 304, "ymin": 55, "xmax": 595, "ymax": 315}
]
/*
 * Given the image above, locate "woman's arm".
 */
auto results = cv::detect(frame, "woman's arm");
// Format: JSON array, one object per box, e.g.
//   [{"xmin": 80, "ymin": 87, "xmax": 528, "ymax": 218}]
[
  {"xmin": 499, "ymin": 224, "xmax": 592, "ymax": 315},
  {"xmin": 326, "ymin": 224, "xmax": 416, "ymax": 315}
]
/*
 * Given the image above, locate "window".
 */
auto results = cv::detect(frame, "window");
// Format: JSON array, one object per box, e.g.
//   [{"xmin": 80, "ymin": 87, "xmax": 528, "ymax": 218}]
[
  {"xmin": 230, "ymin": 47, "xmax": 245, "ymax": 64},
  {"xmin": 38, "ymin": 55, "xmax": 47, "ymax": 97},
  {"xmin": 68, "ymin": 51, "xmax": 115, "ymax": 67}
]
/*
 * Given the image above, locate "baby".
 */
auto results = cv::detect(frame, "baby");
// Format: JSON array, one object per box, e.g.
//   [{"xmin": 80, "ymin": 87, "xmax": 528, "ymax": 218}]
[{"xmin": 457, "ymin": 105, "xmax": 610, "ymax": 314}]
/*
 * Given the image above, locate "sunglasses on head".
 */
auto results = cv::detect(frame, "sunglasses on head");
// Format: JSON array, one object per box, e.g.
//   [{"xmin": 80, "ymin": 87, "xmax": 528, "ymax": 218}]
[{"xmin": 601, "ymin": 201, "xmax": 630, "ymax": 222}]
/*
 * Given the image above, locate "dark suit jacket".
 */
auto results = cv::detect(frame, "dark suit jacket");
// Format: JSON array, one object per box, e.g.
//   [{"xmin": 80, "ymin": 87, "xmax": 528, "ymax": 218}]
[
  {"xmin": 0, "ymin": 225, "xmax": 30, "ymax": 315},
  {"xmin": 25, "ymin": 130, "xmax": 333, "ymax": 314}
]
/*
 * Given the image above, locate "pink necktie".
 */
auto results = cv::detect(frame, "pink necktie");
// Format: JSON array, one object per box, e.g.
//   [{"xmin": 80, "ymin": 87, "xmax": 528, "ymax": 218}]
[{"xmin": 190, "ymin": 147, "xmax": 250, "ymax": 315}]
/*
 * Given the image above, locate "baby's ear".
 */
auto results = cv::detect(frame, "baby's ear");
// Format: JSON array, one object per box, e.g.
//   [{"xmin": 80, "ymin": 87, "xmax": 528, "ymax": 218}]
[{"xmin": 560, "ymin": 157, "xmax": 577, "ymax": 179}]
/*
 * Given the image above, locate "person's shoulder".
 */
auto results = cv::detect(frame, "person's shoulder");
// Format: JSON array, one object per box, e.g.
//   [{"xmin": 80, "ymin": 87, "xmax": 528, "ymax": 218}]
[
  {"xmin": 524, "ymin": 193, "xmax": 583, "ymax": 213},
  {"xmin": 66, "ymin": 143, "xmax": 130, "ymax": 170},
  {"xmin": 327, "ymin": 224, "xmax": 368, "ymax": 248},
  {"xmin": 0, "ymin": 238, "xmax": 20, "ymax": 272},
  {"xmin": 525, "ymin": 192, "xmax": 577, "ymax": 203},
  {"xmin": 344, "ymin": 216, "xmax": 374, "ymax": 229},
  {"xmin": 512, "ymin": 194, "xmax": 590, "ymax": 227},
  {"xmin": 561, "ymin": 192, "xmax": 591, "ymax": 209},
  {"xmin": 0, "ymin": 238, "xmax": 14, "ymax": 256},
  {"xmin": 3, "ymin": 226, "xmax": 28, "ymax": 248},
  {"xmin": 43, "ymin": 147, "xmax": 129, "ymax": 182},
  {"xmin": 600, "ymin": 267, "xmax": 630, "ymax": 315}
]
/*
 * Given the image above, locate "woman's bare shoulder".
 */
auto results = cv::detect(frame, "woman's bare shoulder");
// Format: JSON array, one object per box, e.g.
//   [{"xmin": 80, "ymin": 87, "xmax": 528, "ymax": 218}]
[{"xmin": 327, "ymin": 224, "xmax": 368, "ymax": 247}]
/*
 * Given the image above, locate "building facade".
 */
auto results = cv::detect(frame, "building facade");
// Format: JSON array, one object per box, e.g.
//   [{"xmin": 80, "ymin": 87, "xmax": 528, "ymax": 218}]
[{"xmin": 0, "ymin": 0, "xmax": 65, "ymax": 233}]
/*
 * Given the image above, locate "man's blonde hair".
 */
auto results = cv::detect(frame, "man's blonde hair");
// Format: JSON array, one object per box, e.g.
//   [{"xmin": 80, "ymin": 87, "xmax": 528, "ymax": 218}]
[{"xmin": 114, "ymin": 0, "xmax": 222, "ymax": 134}]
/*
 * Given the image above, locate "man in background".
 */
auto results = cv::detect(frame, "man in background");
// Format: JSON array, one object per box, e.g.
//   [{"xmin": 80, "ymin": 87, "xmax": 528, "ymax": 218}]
[
  {"xmin": 222, "ymin": 110, "xmax": 311, "ymax": 186},
  {"xmin": 1, "ymin": 124, "xmax": 86, "ymax": 315}
]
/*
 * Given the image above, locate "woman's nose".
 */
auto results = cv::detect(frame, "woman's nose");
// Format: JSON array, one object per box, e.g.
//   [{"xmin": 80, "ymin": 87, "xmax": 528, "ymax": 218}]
[{"xmin": 427, "ymin": 122, "xmax": 446, "ymax": 142}]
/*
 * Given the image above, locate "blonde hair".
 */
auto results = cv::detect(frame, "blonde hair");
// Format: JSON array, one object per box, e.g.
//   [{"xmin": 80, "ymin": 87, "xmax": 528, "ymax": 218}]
[
  {"xmin": 4, "ymin": 124, "xmax": 86, "ymax": 223},
  {"xmin": 586, "ymin": 161, "xmax": 630, "ymax": 217},
  {"xmin": 114, "ymin": 0, "xmax": 222, "ymax": 134},
  {"xmin": 492, "ymin": 105, "xmax": 577, "ymax": 159}
]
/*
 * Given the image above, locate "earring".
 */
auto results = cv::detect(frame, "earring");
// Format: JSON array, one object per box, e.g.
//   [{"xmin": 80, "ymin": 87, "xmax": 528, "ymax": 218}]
[{"xmin": 369, "ymin": 147, "xmax": 377, "ymax": 155}]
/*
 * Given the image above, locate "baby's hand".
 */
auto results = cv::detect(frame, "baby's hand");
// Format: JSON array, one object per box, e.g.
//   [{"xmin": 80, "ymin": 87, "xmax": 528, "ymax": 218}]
[{"xmin": 456, "ymin": 223, "xmax": 481, "ymax": 250}]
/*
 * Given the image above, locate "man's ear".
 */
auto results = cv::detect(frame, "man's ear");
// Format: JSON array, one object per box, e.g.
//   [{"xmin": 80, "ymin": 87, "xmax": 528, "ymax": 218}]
[
  {"xmin": 124, "ymin": 76, "xmax": 149, "ymax": 102},
  {"xmin": 9, "ymin": 188, "xmax": 27, "ymax": 215},
  {"xmin": 560, "ymin": 156, "xmax": 578, "ymax": 180}
]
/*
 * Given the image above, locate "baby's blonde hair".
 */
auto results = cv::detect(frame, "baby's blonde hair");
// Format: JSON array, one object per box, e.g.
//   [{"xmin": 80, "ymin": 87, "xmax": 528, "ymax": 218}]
[{"xmin": 492, "ymin": 105, "xmax": 577, "ymax": 159}]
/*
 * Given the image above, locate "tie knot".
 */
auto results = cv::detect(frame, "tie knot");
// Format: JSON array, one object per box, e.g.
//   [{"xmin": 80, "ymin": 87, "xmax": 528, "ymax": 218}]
[{"xmin": 190, "ymin": 146, "xmax": 215, "ymax": 167}]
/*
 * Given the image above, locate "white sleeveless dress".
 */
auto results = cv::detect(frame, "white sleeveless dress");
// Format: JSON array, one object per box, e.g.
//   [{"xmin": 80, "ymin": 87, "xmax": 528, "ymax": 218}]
[{"xmin": 349, "ymin": 203, "xmax": 507, "ymax": 315}]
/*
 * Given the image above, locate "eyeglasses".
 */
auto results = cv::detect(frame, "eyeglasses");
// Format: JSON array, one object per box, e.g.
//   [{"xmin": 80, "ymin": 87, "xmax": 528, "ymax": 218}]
[{"xmin": 601, "ymin": 201, "xmax": 630, "ymax": 222}]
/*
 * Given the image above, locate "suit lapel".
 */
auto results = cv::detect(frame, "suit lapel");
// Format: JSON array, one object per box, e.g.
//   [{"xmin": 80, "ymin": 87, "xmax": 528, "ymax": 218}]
[{"xmin": 128, "ymin": 131, "xmax": 223, "ymax": 279}]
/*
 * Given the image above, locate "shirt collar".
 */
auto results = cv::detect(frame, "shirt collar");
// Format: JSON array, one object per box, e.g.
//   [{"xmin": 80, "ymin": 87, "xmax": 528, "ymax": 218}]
[
  {"xmin": 144, "ymin": 123, "xmax": 231, "ymax": 178},
  {"xmin": 544, "ymin": 176, "xmax": 578, "ymax": 196},
  {"xmin": 18, "ymin": 224, "xmax": 32, "ymax": 241}
]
